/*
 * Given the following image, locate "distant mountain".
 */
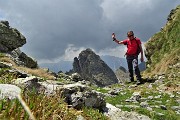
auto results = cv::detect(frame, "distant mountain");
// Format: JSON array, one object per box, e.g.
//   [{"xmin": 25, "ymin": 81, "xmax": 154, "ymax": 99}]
[
  {"xmin": 39, "ymin": 55, "xmax": 128, "ymax": 73},
  {"xmin": 39, "ymin": 61, "xmax": 73, "ymax": 73},
  {"xmin": 100, "ymin": 55, "xmax": 128, "ymax": 71}
]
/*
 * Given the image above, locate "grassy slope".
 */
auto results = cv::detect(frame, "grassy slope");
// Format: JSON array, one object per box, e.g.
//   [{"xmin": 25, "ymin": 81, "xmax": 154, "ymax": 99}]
[{"xmin": 144, "ymin": 5, "xmax": 180, "ymax": 76}]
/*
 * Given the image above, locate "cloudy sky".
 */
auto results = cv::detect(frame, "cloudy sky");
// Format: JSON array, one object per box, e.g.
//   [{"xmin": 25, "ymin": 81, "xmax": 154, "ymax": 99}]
[{"xmin": 0, "ymin": 0, "xmax": 180, "ymax": 65}]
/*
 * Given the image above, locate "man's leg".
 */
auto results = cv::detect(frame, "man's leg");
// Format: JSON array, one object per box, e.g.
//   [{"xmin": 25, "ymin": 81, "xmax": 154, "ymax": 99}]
[
  {"xmin": 133, "ymin": 58, "xmax": 142, "ymax": 85},
  {"xmin": 127, "ymin": 57, "xmax": 134, "ymax": 82}
]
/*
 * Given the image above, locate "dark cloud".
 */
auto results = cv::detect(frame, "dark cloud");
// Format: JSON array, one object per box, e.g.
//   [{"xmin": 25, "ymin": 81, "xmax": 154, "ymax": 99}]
[{"xmin": 0, "ymin": 0, "xmax": 179, "ymax": 62}]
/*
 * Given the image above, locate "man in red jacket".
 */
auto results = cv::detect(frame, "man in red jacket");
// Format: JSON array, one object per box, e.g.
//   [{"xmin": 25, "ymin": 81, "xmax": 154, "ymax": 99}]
[{"xmin": 112, "ymin": 31, "xmax": 144, "ymax": 85}]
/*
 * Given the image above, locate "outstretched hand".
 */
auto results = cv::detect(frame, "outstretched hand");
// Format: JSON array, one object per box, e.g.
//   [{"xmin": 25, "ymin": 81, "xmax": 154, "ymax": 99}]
[{"xmin": 112, "ymin": 33, "xmax": 116, "ymax": 41}]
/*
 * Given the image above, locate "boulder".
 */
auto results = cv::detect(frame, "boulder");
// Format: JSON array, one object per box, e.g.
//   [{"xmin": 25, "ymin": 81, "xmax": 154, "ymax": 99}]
[
  {"xmin": 39, "ymin": 81, "xmax": 106, "ymax": 110},
  {"xmin": 0, "ymin": 84, "xmax": 21, "ymax": 99},
  {"xmin": 14, "ymin": 76, "xmax": 45, "ymax": 94},
  {"xmin": 0, "ymin": 21, "xmax": 26, "ymax": 52}
]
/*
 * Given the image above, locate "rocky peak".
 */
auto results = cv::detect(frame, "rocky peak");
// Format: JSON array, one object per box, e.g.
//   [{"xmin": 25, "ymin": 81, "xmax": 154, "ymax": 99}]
[{"xmin": 73, "ymin": 48, "xmax": 118, "ymax": 87}]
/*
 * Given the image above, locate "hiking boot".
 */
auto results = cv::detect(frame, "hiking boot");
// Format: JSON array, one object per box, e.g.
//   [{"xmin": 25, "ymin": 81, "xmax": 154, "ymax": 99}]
[
  {"xmin": 127, "ymin": 79, "xmax": 134, "ymax": 83},
  {"xmin": 136, "ymin": 80, "xmax": 142, "ymax": 85}
]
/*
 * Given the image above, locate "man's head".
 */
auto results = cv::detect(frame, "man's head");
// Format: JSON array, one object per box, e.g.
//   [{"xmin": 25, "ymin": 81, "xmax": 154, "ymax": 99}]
[{"xmin": 127, "ymin": 31, "xmax": 134, "ymax": 40}]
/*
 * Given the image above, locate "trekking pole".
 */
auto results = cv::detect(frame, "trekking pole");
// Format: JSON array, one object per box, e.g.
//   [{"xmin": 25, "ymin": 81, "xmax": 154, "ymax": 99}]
[
  {"xmin": 0, "ymin": 84, "xmax": 36, "ymax": 120},
  {"xmin": 17, "ymin": 94, "xmax": 36, "ymax": 120}
]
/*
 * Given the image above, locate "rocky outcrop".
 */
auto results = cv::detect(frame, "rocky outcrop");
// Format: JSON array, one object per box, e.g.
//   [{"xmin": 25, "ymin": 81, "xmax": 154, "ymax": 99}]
[
  {"xmin": 0, "ymin": 21, "xmax": 26, "ymax": 52},
  {"xmin": 8, "ymin": 48, "xmax": 38, "ymax": 68},
  {"xmin": 73, "ymin": 48, "xmax": 118, "ymax": 87},
  {"xmin": 0, "ymin": 21, "xmax": 38, "ymax": 68}
]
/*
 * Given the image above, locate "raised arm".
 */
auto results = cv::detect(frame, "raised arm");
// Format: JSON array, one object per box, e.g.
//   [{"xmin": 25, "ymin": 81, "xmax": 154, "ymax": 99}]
[{"xmin": 112, "ymin": 33, "xmax": 124, "ymax": 44}]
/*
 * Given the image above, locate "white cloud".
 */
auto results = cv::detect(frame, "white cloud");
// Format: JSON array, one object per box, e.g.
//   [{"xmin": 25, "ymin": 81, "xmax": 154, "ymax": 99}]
[
  {"xmin": 62, "ymin": 44, "xmax": 86, "ymax": 61},
  {"xmin": 97, "ymin": 46, "xmax": 126, "ymax": 58},
  {"xmin": 38, "ymin": 44, "xmax": 86, "ymax": 64},
  {"xmin": 0, "ymin": 0, "xmax": 179, "ymax": 70}
]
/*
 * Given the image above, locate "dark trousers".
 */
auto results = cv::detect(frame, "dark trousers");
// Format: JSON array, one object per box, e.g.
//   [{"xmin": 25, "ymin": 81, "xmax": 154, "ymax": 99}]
[{"xmin": 126, "ymin": 55, "xmax": 141, "ymax": 82}]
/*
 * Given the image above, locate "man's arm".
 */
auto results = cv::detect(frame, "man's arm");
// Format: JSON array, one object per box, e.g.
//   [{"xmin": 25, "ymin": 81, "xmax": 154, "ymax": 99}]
[
  {"xmin": 112, "ymin": 33, "xmax": 124, "ymax": 44},
  {"xmin": 114, "ymin": 39, "xmax": 124, "ymax": 44}
]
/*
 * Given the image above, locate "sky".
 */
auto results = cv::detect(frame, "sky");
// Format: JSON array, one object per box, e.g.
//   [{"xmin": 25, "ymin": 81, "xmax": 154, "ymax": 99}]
[{"xmin": 0, "ymin": 0, "xmax": 180, "ymax": 67}]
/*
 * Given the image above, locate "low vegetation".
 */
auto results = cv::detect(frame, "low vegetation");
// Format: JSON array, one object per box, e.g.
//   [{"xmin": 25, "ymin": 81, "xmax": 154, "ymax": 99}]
[
  {"xmin": 0, "ymin": 54, "xmax": 109, "ymax": 120},
  {"xmin": 144, "ymin": 5, "xmax": 180, "ymax": 77}
]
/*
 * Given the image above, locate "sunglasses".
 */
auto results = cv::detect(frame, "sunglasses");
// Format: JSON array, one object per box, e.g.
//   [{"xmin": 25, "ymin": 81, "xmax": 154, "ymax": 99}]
[{"xmin": 128, "ymin": 35, "xmax": 133, "ymax": 37}]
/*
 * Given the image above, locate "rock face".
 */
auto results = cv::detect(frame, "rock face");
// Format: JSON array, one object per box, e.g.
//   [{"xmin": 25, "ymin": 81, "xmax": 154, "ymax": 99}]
[
  {"xmin": 0, "ymin": 21, "xmax": 26, "ymax": 52},
  {"xmin": 73, "ymin": 48, "xmax": 118, "ymax": 87}
]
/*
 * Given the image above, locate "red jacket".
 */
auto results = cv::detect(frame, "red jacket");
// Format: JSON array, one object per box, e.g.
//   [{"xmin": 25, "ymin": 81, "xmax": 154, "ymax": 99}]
[{"xmin": 122, "ymin": 37, "xmax": 141, "ymax": 55}]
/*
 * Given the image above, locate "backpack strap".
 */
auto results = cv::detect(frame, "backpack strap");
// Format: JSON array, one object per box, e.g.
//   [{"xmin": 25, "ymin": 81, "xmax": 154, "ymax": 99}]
[{"xmin": 134, "ymin": 37, "xmax": 141, "ymax": 55}]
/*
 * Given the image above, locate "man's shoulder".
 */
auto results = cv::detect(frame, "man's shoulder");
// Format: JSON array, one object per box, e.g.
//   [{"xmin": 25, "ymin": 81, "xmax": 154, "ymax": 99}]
[
  {"xmin": 135, "ymin": 37, "xmax": 141, "ymax": 41},
  {"xmin": 135, "ymin": 37, "xmax": 141, "ymax": 44},
  {"xmin": 123, "ymin": 39, "xmax": 129, "ymax": 41}
]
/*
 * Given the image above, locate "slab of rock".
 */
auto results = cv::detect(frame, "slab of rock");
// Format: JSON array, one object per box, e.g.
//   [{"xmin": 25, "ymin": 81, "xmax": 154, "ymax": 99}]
[
  {"xmin": 0, "ymin": 84, "xmax": 21, "ymax": 99},
  {"xmin": 103, "ymin": 103, "xmax": 151, "ymax": 120}
]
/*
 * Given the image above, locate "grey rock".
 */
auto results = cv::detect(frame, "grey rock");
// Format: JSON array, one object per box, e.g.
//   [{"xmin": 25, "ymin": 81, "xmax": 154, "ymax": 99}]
[
  {"xmin": 73, "ymin": 48, "xmax": 118, "ymax": 87},
  {"xmin": 0, "ymin": 62, "xmax": 12, "ymax": 68},
  {"xmin": 147, "ymin": 96, "xmax": 153, "ymax": 100},
  {"xmin": 0, "ymin": 84, "xmax": 21, "ymax": 99},
  {"xmin": 147, "ymin": 107, "xmax": 153, "ymax": 111},
  {"xmin": 154, "ymin": 95, "xmax": 161, "ymax": 99},
  {"xmin": 8, "ymin": 69, "xmax": 29, "ymax": 78},
  {"xmin": 160, "ymin": 105, "xmax": 167, "ymax": 110},
  {"xmin": 171, "ymin": 106, "xmax": 180, "ymax": 111},
  {"xmin": 140, "ymin": 101, "xmax": 149, "ymax": 108},
  {"xmin": 156, "ymin": 112, "xmax": 164, "ymax": 116},
  {"xmin": 71, "ymin": 73, "xmax": 83, "ymax": 82},
  {"xmin": 103, "ymin": 103, "xmax": 151, "ymax": 120},
  {"xmin": 0, "ymin": 21, "xmax": 26, "ymax": 52},
  {"xmin": 53, "ymin": 83, "xmax": 106, "ymax": 110},
  {"xmin": 14, "ymin": 76, "xmax": 45, "ymax": 94},
  {"xmin": 108, "ymin": 88, "xmax": 122, "ymax": 95},
  {"xmin": 129, "ymin": 92, "xmax": 141, "ymax": 102}
]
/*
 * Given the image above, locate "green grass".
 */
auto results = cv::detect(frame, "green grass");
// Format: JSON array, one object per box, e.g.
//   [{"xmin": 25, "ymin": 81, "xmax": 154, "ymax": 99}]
[
  {"xmin": 82, "ymin": 107, "xmax": 109, "ymax": 120},
  {"xmin": 105, "ymin": 83, "xmax": 180, "ymax": 120},
  {"xmin": 91, "ymin": 86, "xmax": 109, "ymax": 93},
  {"xmin": 105, "ymin": 89, "xmax": 132, "ymax": 105},
  {"xmin": 0, "ymin": 68, "xmax": 18, "ymax": 84}
]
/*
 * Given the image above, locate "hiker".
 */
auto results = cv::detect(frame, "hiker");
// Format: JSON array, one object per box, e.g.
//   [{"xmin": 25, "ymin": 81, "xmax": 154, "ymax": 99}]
[{"xmin": 112, "ymin": 31, "xmax": 144, "ymax": 85}]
